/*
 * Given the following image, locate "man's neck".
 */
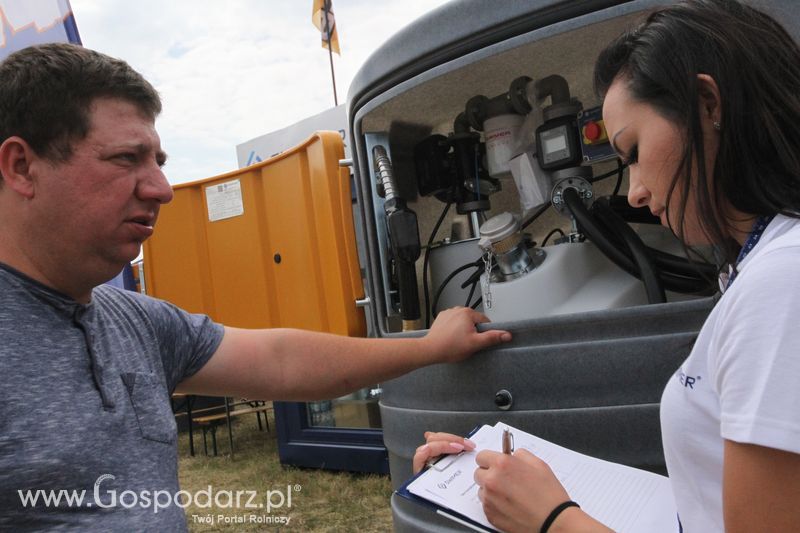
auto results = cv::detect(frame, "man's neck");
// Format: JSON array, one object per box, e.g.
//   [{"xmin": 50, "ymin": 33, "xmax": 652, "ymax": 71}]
[{"xmin": 0, "ymin": 236, "xmax": 93, "ymax": 303}]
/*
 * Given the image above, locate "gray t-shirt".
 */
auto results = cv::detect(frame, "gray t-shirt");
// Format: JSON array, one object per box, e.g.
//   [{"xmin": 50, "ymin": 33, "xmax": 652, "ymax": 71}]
[{"xmin": 0, "ymin": 263, "xmax": 224, "ymax": 531}]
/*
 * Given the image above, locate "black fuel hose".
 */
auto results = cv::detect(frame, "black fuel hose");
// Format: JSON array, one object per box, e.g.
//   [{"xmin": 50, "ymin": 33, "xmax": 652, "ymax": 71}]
[
  {"xmin": 563, "ymin": 188, "xmax": 639, "ymax": 273},
  {"xmin": 563, "ymin": 188, "xmax": 665, "ymax": 303},
  {"xmin": 593, "ymin": 200, "xmax": 666, "ymax": 303},
  {"xmin": 595, "ymin": 201, "xmax": 714, "ymax": 294},
  {"xmin": 594, "ymin": 198, "xmax": 718, "ymax": 286},
  {"xmin": 562, "ymin": 188, "xmax": 715, "ymax": 295},
  {"xmin": 595, "ymin": 196, "xmax": 718, "ymax": 280}
]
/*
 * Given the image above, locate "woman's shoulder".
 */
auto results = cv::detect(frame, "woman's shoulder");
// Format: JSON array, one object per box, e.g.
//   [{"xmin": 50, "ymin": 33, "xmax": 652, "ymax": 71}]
[
  {"xmin": 716, "ymin": 216, "xmax": 800, "ymax": 318},
  {"xmin": 739, "ymin": 214, "xmax": 800, "ymax": 275},
  {"xmin": 760, "ymin": 214, "xmax": 800, "ymax": 251}
]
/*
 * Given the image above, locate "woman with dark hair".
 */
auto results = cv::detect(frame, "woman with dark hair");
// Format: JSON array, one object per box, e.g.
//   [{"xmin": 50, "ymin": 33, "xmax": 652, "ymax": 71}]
[{"xmin": 414, "ymin": 1, "xmax": 800, "ymax": 531}]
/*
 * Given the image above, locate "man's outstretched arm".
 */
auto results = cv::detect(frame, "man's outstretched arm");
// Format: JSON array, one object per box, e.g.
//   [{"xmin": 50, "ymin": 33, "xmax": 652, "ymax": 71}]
[{"xmin": 176, "ymin": 307, "xmax": 511, "ymax": 401}]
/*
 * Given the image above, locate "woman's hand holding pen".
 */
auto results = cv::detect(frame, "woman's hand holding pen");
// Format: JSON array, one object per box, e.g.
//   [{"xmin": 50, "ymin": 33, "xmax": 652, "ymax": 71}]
[
  {"xmin": 475, "ymin": 450, "xmax": 611, "ymax": 533},
  {"xmin": 412, "ymin": 431, "xmax": 570, "ymax": 531},
  {"xmin": 474, "ymin": 449, "xmax": 573, "ymax": 532},
  {"xmin": 413, "ymin": 431, "xmax": 613, "ymax": 533}
]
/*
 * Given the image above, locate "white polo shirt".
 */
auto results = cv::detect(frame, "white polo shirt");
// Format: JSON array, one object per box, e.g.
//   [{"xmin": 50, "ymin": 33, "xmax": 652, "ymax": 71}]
[{"xmin": 660, "ymin": 214, "xmax": 800, "ymax": 532}]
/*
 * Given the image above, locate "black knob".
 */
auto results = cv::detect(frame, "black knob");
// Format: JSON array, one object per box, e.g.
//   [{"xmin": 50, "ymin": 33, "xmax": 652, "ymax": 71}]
[{"xmin": 494, "ymin": 389, "xmax": 513, "ymax": 411}]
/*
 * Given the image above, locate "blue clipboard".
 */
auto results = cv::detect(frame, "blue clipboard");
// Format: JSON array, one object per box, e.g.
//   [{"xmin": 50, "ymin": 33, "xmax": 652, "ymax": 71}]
[{"xmin": 393, "ymin": 426, "xmax": 498, "ymax": 532}]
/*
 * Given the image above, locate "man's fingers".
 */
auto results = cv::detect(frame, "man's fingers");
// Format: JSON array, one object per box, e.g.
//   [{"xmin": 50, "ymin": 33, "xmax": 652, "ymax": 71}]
[
  {"xmin": 470, "ymin": 309, "xmax": 492, "ymax": 324},
  {"xmin": 476, "ymin": 329, "xmax": 512, "ymax": 349}
]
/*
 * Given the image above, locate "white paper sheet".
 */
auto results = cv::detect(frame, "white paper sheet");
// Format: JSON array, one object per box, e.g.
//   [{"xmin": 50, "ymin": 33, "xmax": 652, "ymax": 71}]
[{"xmin": 406, "ymin": 422, "xmax": 677, "ymax": 533}]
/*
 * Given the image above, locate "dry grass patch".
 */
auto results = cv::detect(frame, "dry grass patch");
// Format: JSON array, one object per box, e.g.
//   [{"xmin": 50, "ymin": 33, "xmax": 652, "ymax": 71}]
[{"xmin": 176, "ymin": 411, "xmax": 394, "ymax": 532}]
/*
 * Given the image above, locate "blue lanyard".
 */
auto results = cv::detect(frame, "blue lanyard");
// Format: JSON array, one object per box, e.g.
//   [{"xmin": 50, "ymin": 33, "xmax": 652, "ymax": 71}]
[{"xmin": 725, "ymin": 215, "xmax": 775, "ymax": 289}]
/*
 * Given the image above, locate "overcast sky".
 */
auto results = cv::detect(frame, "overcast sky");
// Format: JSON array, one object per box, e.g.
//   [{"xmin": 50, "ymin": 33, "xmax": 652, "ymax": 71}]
[{"xmin": 68, "ymin": 0, "xmax": 450, "ymax": 184}]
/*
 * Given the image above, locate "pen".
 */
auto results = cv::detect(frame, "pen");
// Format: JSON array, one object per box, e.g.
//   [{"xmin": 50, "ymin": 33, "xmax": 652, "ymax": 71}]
[{"xmin": 502, "ymin": 428, "xmax": 514, "ymax": 455}]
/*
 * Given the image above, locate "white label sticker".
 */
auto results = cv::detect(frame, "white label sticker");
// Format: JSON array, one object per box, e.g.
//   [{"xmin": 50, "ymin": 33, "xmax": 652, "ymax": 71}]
[{"xmin": 205, "ymin": 179, "xmax": 244, "ymax": 222}]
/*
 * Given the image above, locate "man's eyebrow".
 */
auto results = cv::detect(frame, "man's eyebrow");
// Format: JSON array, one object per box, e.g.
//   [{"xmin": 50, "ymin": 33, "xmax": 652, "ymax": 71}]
[{"xmin": 123, "ymin": 143, "xmax": 168, "ymax": 165}]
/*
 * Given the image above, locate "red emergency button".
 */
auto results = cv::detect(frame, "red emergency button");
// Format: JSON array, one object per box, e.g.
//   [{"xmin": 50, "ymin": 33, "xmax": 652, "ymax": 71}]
[
  {"xmin": 585, "ymin": 121, "xmax": 602, "ymax": 140},
  {"xmin": 582, "ymin": 120, "xmax": 608, "ymax": 144}
]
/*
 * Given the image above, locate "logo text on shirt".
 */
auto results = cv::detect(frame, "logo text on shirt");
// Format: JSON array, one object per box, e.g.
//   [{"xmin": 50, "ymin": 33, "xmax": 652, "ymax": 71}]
[{"xmin": 678, "ymin": 372, "xmax": 702, "ymax": 389}]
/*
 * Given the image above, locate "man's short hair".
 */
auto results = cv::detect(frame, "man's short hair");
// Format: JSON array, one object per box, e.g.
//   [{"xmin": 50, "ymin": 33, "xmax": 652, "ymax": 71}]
[{"xmin": 0, "ymin": 43, "xmax": 161, "ymax": 162}]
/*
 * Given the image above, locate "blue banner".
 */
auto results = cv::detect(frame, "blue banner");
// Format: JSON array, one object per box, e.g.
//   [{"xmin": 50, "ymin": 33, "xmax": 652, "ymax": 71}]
[{"xmin": 0, "ymin": 0, "xmax": 81, "ymax": 60}]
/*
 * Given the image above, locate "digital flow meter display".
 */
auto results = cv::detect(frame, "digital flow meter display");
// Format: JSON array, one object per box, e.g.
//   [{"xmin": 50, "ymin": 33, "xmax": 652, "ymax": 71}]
[{"xmin": 535, "ymin": 117, "xmax": 581, "ymax": 170}]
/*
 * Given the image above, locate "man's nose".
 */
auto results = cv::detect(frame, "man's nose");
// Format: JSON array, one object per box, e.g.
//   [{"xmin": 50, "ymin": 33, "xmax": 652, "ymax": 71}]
[{"xmin": 137, "ymin": 165, "xmax": 174, "ymax": 204}]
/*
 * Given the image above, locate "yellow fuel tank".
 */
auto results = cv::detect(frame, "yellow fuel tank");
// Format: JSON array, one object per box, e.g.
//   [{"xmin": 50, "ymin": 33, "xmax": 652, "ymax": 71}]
[{"xmin": 143, "ymin": 131, "xmax": 366, "ymax": 337}]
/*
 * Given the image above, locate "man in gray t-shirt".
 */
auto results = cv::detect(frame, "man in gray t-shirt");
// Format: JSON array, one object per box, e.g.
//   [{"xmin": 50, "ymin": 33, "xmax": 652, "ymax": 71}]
[
  {"xmin": 0, "ymin": 267, "xmax": 222, "ymax": 530},
  {"xmin": 0, "ymin": 44, "xmax": 511, "ymax": 530}
]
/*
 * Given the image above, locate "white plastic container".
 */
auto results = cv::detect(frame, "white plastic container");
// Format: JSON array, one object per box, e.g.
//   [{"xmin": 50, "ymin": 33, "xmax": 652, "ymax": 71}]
[{"xmin": 482, "ymin": 241, "xmax": 649, "ymax": 322}]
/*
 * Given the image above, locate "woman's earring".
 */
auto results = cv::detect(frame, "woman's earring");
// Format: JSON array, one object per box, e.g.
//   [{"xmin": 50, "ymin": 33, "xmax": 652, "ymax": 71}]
[{"xmin": 713, "ymin": 121, "xmax": 721, "ymax": 131}]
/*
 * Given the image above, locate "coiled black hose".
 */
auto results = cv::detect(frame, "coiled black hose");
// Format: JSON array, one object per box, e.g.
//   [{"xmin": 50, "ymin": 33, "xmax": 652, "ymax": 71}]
[
  {"xmin": 595, "ymin": 199, "xmax": 718, "ymax": 291},
  {"xmin": 431, "ymin": 260, "xmax": 483, "ymax": 318},
  {"xmin": 562, "ymin": 188, "xmax": 716, "ymax": 296},
  {"xmin": 594, "ymin": 200, "xmax": 666, "ymax": 303}
]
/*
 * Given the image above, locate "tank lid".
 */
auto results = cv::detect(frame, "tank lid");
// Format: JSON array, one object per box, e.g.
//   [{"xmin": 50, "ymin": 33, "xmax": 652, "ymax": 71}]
[{"xmin": 480, "ymin": 212, "xmax": 519, "ymax": 243}]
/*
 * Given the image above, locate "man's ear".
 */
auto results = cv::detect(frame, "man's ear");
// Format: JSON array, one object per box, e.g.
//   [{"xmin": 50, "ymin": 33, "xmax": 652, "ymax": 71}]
[
  {"xmin": 0, "ymin": 136, "xmax": 38, "ymax": 198},
  {"xmin": 697, "ymin": 73, "xmax": 722, "ymax": 127}
]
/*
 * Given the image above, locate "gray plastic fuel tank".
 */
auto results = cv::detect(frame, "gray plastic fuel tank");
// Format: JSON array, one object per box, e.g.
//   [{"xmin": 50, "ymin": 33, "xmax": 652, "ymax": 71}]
[{"xmin": 383, "ymin": 298, "xmax": 713, "ymax": 531}]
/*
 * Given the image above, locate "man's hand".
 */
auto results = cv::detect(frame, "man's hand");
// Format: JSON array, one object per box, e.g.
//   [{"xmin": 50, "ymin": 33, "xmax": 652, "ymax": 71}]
[{"xmin": 421, "ymin": 307, "xmax": 511, "ymax": 364}]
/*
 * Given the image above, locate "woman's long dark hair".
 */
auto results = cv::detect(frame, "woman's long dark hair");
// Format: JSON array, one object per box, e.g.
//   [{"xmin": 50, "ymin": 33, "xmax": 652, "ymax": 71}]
[{"xmin": 594, "ymin": 0, "xmax": 800, "ymax": 267}]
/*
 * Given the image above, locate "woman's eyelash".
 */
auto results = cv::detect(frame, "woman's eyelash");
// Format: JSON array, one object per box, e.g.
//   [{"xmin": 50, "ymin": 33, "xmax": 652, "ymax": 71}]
[{"xmin": 624, "ymin": 145, "xmax": 639, "ymax": 165}]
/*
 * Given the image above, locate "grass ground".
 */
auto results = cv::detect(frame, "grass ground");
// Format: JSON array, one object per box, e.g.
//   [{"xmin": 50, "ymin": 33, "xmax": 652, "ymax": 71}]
[{"xmin": 177, "ymin": 411, "xmax": 394, "ymax": 532}]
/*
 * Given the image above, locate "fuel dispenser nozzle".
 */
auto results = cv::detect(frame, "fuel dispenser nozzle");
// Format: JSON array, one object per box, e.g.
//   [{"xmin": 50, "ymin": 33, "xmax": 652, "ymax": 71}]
[{"xmin": 374, "ymin": 145, "xmax": 422, "ymax": 331}]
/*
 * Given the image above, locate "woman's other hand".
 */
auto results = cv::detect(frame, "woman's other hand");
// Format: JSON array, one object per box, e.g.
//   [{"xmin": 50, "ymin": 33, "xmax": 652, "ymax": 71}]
[{"xmin": 412, "ymin": 431, "xmax": 476, "ymax": 473}]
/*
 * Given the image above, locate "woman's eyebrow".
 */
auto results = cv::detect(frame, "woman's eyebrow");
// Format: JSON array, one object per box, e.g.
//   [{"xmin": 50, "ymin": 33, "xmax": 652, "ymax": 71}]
[{"xmin": 610, "ymin": 126, "xmax": 628, "ymax": 157}]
